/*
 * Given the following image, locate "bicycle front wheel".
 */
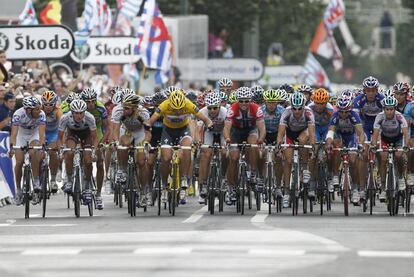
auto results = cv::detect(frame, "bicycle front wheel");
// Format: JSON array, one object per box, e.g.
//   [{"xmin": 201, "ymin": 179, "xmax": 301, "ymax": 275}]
[
  {"xmin": 41, "ymin": 165, "xmax": 49, "ymax": 218},
  {"xmin": 23, "ymin": 166, "xmax": 31, "ymax": 219}
]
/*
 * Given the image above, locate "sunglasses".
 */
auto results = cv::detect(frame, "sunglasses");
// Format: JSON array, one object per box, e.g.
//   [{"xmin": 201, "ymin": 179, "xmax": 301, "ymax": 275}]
[
  {"xmin": 123, "ymin": 106, "xmax": 133, "ymax": 110},
  {"xmin": 239, "ymin": 100, "xmax": 250, "ymax": 104},
  {"xmin": 292, "ymin": 107, "xmax": 303, "ymax": 111},
  {"xmin": 84, "ymin": 100, "xmax": 96, "ymax": 103},
  {"xmin": 207, "ymin": 106, "xmax": 219, "ymax": 110},
  {"xmin": 338, "ymin": 110, "xmax": 350, "ymax": 114},
  {"xmin": 384, "ymin": 107, "xmax": 395, "ymax": 111},
  {"xmin": 43, "ymin": 103, "xmax": 55, "ymax": 107}
]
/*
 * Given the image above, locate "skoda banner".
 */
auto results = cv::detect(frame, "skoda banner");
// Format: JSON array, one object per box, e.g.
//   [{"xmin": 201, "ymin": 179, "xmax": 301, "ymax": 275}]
[
  {"xmin": 0, "ymin": 132, "xmax": 14, "ymax": 199},
  {"xmin": 0, "ymin": 25, "xmax": 74, "ymax": 60},
  {"xmin": 70, "ymin": 36, "xmax": 140, "ymax": 64}
]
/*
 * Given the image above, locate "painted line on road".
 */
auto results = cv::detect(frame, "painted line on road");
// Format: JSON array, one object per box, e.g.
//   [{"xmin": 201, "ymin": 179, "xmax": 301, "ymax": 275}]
[
  {"xmin": 182, "ymin": 200, "xmax": 218, "ymax": 223},
  {"xmin": 21, "ymin": 248, "xmax": 81, "ymax": 255},
  {"xmin": 358, "ymin": 250, "xmax": 414, "ymax": 258},
  {"xmin": 134, "ymin": 247, "xmax": 192, "ymax": 255},
  {"xmin": 251, "ymin": 203, "xmax": 269, "ymax": 223},
  {"xmin": 249, "ymin": 249, "xmax": 306, "ymax": 256}
]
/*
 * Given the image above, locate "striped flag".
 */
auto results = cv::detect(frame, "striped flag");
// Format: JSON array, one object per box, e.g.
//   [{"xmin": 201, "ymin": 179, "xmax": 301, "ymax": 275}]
[
  {"xmin": 120, "ymin": 0, "xmax": 143, "ymax": 20},
  {"xmin": 75, "ymin": 0, "xmax": 112, "ymax": 45},
  {"xmin": 19, "ymin": 0, "xmax": 38, "ymax": 25},
  {"xmin": 302, "ymin": 53, "xmax": 331, "ymax": 89},
  {"xmin": 135, "ymin": 0, "xmax": 172, "ymax": 84},
  {"xmin": 40, "ymin": 0, "xmax": 62, "ymax": 25}
]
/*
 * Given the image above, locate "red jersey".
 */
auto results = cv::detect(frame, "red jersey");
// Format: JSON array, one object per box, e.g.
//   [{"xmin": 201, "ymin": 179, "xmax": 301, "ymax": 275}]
[{"xmin": 225, "ymin": 102, "xmax": 264, "ymax": 128}]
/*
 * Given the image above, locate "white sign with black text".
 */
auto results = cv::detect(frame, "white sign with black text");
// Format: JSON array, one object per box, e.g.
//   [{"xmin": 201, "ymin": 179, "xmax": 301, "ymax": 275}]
[
  {"xmin": 0, "ymin": 25, "xmax": 74, "ymax": 60},
  {"xmin": 70, "ymin": 36, "xmax": 140, "ymax": 64},
  {"xmin": 206, "ymin": 59, "xmax": 264, "ymax": 81}
]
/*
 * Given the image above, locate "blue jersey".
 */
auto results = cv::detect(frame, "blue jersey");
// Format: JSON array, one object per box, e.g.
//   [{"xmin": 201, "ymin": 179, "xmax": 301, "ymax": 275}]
[
  {"xmin": 402, "ymin": 101, "xmax": 414, "ymax": 137},
  {"xmin": 260, "ymin": 105, "xmax": 284, "ymax": 133},
  {"xmin": 353, "ymin": 93, "xmax": 384, "ymax": 123},
  {"xmin": 329, "ymin": 110, "xmax": 362, "ymax": 136}
]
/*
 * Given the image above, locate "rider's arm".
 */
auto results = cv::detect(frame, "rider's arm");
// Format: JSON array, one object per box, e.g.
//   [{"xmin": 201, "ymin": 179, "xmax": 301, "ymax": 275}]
[
  {"xmin": 91, "ymin": 129, "xmax": 99, "ymax": 149},
  {"xmin": 402, "ymin": 126, "xmax": 409, "ymax": 147},
  {"xmin": 102, "ymin": 118, "xmax": 111, "ymax": 143},
  {"xmin": 195, "ymin": 112, "xmax": 213, "ymax": 128},
  {"xmin": 355, "ymin": 124, "xmax": 365, "ymax": 145},
  {"xmin": 145, "ymin": 112, "xmax": 161, "ymax": 126},
  {"xmin": 223, "ymin": 120, "xmax": 232, "ymax": 142},
  {"xmin": 256, "ymin": 119, "xmax": 266, "ymax": 143},
  {"xmin": 10, "ymin": 125, "xmax": 18, "ymax": 147},
  {"xmin": 111, "ymin": 122, "xmax": 121, "ymax": 143},
  {"xmin": 276, "ymin": 124, "xmax": 286, "ymax": 145},
  {"xmin": 38, "ymin": 124, "xmax": 46, "ymax": 146},
  {"xmin": 326, "ymin": 126, "xmax": 336, "ymax": 145},
  {"xmin": 56, "ymin": 130, "xmax": 64, "ymax": 149},
  {"xmin": 144, "ymin": 128, "xmax": 152, "ymax": 143},
  {"xmin": 371, "ymin": 128, "xmax": 380, "ymax": 147},
  {"xmin": 308, "ymin": 124, "xmax": 316, "ymax": 145}
]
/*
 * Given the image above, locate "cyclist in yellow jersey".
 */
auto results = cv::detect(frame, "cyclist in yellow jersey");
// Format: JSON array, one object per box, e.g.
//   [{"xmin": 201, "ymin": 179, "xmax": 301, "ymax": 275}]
[{"xmin": 145, "ymin": 90, "xmax": 213, "ymax": 204}]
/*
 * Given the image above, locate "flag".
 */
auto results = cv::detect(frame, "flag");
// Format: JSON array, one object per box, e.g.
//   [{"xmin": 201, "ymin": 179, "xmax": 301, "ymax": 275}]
[
  {"xmin": 40, "ymin": 0, "xmax": 62, "ymax": 25},
  {"xmin": 135, "ymin": 0, "xmax": 172, "ymax": 84},
  {"xmin": 302, "ymin": 53, "xmax": 331, "ymax": 89},
  {"xmin": 0, "ymin": 132, "xmax": 15, "ymax": 198},
  {"xmin": 309, "ymin": 0, "xmax": 345, "ymax": 70},
  {"xmin": 119, "ymin": 0, "xmax": 143, "ymax": 20},
  {"xmin": 19, "ymin": 0, "xmax": 38, "ymax": 25},
  {"xmin": 74, "ymin": 0, "xmax": 112, "ymax": 45}
]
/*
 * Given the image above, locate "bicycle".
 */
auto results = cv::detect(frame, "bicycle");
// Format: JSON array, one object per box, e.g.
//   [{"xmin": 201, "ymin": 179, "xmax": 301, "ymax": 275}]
[
  {"xmin": 263, "ymin": 145, "xmax": 279, "ymax": 214},
  {"xmin": 315, "ymin": 142, "xmax": 331, "ymax": 216},
  {"xmin": 201, "ymin": 143, "xmax": 225, "ymax": 215},
  {"xmin": 374, "ymin": 146, "xmax": 406, "ymax": 216},
  {"xmin": 61, "ymin": 144, "xmax": 94, "ymax": 218},
  {"xmin": 280, "ymin": 143, "xmax": 313, "ymax": 216},
  {"xmin": 333, "ymin": 147, "xmax": 359, "ymax": 216},
  {"xmin": 150, "ymin": 144, "xmax": 163, "ymax": 216},
  {"xmin": 39, "ymin": 145, "xmax": 56, "ymax": 218},
  {"xmin": 13, "ymin": 143, "xmax": 43, "ymax": 219},
  {"xmin": 366, "ymin": 147, "xmax": 378, "ymax": 215}
]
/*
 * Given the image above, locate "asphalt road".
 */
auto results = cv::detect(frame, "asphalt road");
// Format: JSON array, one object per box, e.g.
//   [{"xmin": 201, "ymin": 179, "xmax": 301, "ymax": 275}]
[{"xmin": 1, "ymin": 190, "xmax": 414, "ymax": 277}]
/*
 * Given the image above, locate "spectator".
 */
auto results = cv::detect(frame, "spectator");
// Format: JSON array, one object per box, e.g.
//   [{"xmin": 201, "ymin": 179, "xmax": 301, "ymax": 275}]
[
  {"xmin": 0, "ymin": 84, "xmax": 7, "ymax": 104},
  {"xmin": 0, "ymin": 92, "xmax": 15, "ymax": 133},
  {"xmin": 0, "ymin": 50, "xmax": 8, "ymax": 83}
]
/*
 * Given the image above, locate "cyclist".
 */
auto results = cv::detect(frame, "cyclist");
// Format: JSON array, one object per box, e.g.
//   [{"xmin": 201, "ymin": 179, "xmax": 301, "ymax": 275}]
[
  {"xmin": 228, "ymin": 90, "xmax": 237, "ymax": 105},
  {"xmin": 81, "ymin": 88, "xmax": 110, "ymax": 210},
  {"xmin": 218, "ymin": 77, "xmax": 233, "ymax": 97},
  {"xmin": 399, "ymin": 83, "xmax": 414, "ymax": 186},
  {"xmin": 56, "ymin": 99, "xmax": 98, "ymax": 205},
  {"xmin": 276, "ymin": 92, "xmax": 316, "ymax": 208},
  {"xmin": 61, "ymin": 92, "xmax": 79, "ymax": 114},
  {"xmin": 308, "ymin": 88, "xmax": 333, "ymax": 197},
  {"xmin": 297, "ymin": 84, "xmax": 313, "ymax": 106},
  {"xmin": 41, "ymin": 90, "xmax": 62, "ymax": 193},
  {"xmin": 260, "ymin": 89, "xmax": 285, "ymax": 197},
  {"xmin": 144, "ymin": 90, "xmax": 213, "ymax": 204},
  {"xmin": 223, "ymin": 87, "xmax": 266, "ymax": 205},
  {"xmin": 196, "ymin": 91, "xmax": 227, "ymax": 204},
  {"xmin": 371, "ymin": 95, "xmax": 409, "ymax": 201},
  {"xmin": 9, "ymin": 96, "xmax": 46, "ymax": 205},
  {"xmin": 325, "ymin": 96, "xmax": 365, "ymax": 203},
  {"xmin": 353, "ymin": 76, "xmax": 384, "ymax": 141},
  {"xmin": 111, "ymin": 94, "xmax": 152, "ymax": 207},
  {"xmin": 251, "ymin": 85, "xmax": 264, "ymax": 105}
]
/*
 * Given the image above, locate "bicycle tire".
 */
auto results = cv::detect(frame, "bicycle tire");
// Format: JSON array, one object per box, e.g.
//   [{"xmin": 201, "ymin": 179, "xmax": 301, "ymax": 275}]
[
  {"xmin": 41, "ymin": 163, "xmax": 48, "ymax": 218},
  {"xmin": 74, "ymin": 167, "xmax": 81, "ymax": 218},
  {"xmin": 343, "ymin": 167, "xmax": 350, "ymax": 216},
  {"xmin": 128, "ymin": 164, "xmax": 136, "ymax": 217},
  {"xmin": 406, "ymin": 186, "xmax": 411, "ymax": 214},
  {"xmin": 303, "ymin": 185, "xmax": 308, "ymax": 214},
  {"xmin": 172, "ymin": 163, "xmax": 178, "ymax": 216},
  {"xmin": 267, "ymin": 163, "xmax": 272, "ymax": 215},
  {"xmin": 209, "ymin": 163, "xmax": 216, "ymax": 215},
  {"xmin": 387, "ymin": 163, "xmax": 395, "ymax": 216},
  {"xmin": 88, "ymin": 196, "xmax": 94, "ymax": 216},
  {"xmin": 67, "ymin": 193, "xmax": 70, "ymax": 209},
  {"xmin": 291, "ymin": 162, "xmax": 299, "ymax": 216},
  {"xmin": 23, "ymin": 166, "xmax": 31, "ymax": 219},
  {"xmin": 240, "ymin": 164, "xmax": 246, "ymax": 215},
  {"xmin": 156, "ymin": 161, "xmax": 162, "ymax": 216}
]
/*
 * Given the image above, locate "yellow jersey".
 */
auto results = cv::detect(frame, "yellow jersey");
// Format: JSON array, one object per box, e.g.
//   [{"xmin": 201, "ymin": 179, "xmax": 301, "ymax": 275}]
[{"xmin": 155, "ymin": 98, "xmax": 199, "ymax": 129}]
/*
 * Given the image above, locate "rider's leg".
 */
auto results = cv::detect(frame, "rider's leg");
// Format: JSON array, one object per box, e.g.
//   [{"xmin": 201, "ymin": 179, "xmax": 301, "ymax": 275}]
[
  {"xmin": 95, "ymin": 147, "xmax": 105, "ymax": 195},
  {"xmin": 14, "ymin": 150, "xmax": 24, "ymax": 191},
  {"xmin": 179, "ymin": 136, "xmax": 192, "ymax": 182}
]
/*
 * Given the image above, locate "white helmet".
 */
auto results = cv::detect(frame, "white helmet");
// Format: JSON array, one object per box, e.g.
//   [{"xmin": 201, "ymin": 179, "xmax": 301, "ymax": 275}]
[
  {"xmin": 112, "ymin": 91, "xmax": 123, "ymax": 105},
  {"xmin": 204, "ymin": 92, "xmax": 221, "ymax": 106},
  {"xmin": 236, "ymin": 86, "xmax": 253, "ymax": 100},
  {"xmin": 70, "ymin": 99, "xmax": 87, "ymax": 113},
  {"xmin": 218, "ymin": 77, "xmax": 233, "ymax": 87},
  {"xmin": 22, "ymin": 96, "xmax": 41, "ymax": 109}
]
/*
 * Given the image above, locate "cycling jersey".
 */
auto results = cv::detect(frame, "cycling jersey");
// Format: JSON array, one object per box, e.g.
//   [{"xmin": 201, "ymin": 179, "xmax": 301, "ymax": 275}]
[
  {"xmin": 329, "ymin": 110, "xmax": 362, "ymax": 135},
  {"xmin": 88, "ymin": 101, "xmax": 107, "ymax": 141},
  {"xmin": 61, "ymin": 101, "xmax": 70, "ymax": 113},
  {"xmin": 308, "ymin": 103, "xmax": 333, "ymax": 142},
  {"xmin": 402, "ymin": 101, "xmax": 414, "ymax": 137},
  {"xmin": 111, "ymin": 104, "xmax": 150, "ymax": 133},
  {"xmin": 44, "ymin": 106, "xmax": 63, "ymax": 132},
  {"xmin": 198, "ymin": 106, "xmax": 227, "ymax": 145},
  {"xmin": 12, "ymin": 107, "xmax": 46, "ymax": 132},
  {"xmin": 260, "ymin": 105, "xmax": 285, "ymax": 134},
  {"xmin": 353, "ymin": 93, "xmax": 384, "ymax": 139},
  {"xmin": 155, "ymin": 98, "xmax": 199, "ymax": 129},
  {"xmin": 373, "ymin": 111, "xmax": 407, "ymax": 139},
  {"xmin": 58, "ymin": 111, "xmax": 97, "ymax": 132},
  {"xmin": 226, "ymin": 102, "xmax": 264, "ymax": 129},
  {"xmin": 279, "ymin": 106, "xmax": 315, "ymax": 132}
]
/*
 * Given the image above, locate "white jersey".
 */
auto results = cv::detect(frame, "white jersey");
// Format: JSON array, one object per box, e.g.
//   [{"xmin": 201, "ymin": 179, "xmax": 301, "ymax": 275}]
[
  {"xmin": 58, "ymin": 111, "xmax": 97, "ymax": 132},
  {"xmin": 111, "ymin": 104, "xmax": 150, "ymax": 133},
  {"xmin": 197, "ymin": 106, "xmax": 227, "ymax": 133},
  {"xmin": 12, "ymin": 107, "xmax": 46, "ymax": 135}
]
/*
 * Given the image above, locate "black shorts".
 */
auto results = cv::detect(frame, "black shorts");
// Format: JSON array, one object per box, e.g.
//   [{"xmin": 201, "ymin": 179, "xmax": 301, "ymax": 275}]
[
  {"xmin": 67, "ymin": 129, "xmax": 92, "ymax": 145},
  {"xmin": 265, "ymin": 132, "xmax": 277, "ymax": 145},
  {"xmin": 161, "ymin": 125, "xmax": 191, "ymax": 146},
  {"xmin": 150, "ymin": 126, "xmax": 163, "ymax": 147},
  {"xmin": 286, "ymin": 128, "xmax": 306, "ymax": 143},
  {"xmin": 230, "ymin": 127, "xmax": 258, "ymax": 144}
]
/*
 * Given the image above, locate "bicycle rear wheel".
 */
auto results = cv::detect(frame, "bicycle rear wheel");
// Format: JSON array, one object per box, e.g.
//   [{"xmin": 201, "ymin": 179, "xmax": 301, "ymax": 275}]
[
  {"xmin": 343, "ymin": 167, "xmax": 350, "ymax": 216},
  {"xmin": 128, "ymin": 165, "xmax": 136, "ymax": 217},
  {"xmin": 387, "ymin": 164, "xmax": 396, "ymax": 216},
  {"xmin": 155, "ymin": 161, "xmax": 162, "ymax": 216},
  {"xmin": 291, "ymin": 163, "xmax": 299, "ymax": 216},
  {"xmin": 208, "ymin": 164, "xmax": 217, "ymax": 215},
  {"xmin": 24, "ymin": 166, "xmax": 31, "ymax": 219},
  {"xmin": 171, "ymin": 163, "xmax": 178, "ymax": 216},
  {"xmin": 267, "ymin": 163, "xmax": 273, "ymax": 215},
  {"xmin": 41, "ymin": 164, "xmax": 49, "ymax": 218},
  {"xmin": 74, "ymin": 168, "xmax": 81, "ymax": 218}
]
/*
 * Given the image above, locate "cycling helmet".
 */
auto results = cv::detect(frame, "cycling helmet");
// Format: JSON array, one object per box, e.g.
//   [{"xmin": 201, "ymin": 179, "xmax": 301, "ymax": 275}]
[
  {"xmin": 23, "ymin": 96, "xmax": 41, "ymax": 109},
  {"xmin": 290, "ymin": 92, "xmax": 306, "ymax": 107},
  {"xmin": 169, "ymin": 90, "xmax": 186, "ymax": 109},
  {"xmin": 336, "ymin": 96, "xmax": 353, "ymax": 111},
  {"xmin": 41, "ymin": 90, "xmax": 58, "ymax": 105},
  {"xmin": 236, "ymin": 86, "xmax": 253, "ymax": 100},
  {"xmin": 70, "ymin": 99, "xmax": 87, "ymax": 113},
  {"xmin": 152, "ymin": 91, "xmax": 167, "ymax": 106},
  {"xmin": 362, "ymin": 76, "xmax": 379, "ymax": 89},
  {"xmin": 393, "ymin": 82, "xmax": 410, "ymax": 94},
  {"xmin": 329, "ymin": 94, "xmax": 338, "ymax": 105},
  {"xmin": 66, "ymin": 92, "xmax": 79, "ymax": 104},
  {"xmin": 112, "ymin": 91, "xmax": 123, "ymax": 105},
  {"xmin": 340, "ymin": 89, "xmax": 355, "ymax": 100},
  {"xmin": 297, "ymin": 84, "xmax": 313, "ymax": 95},
  {"xmin": 164, "ymin": 86, "xmax": 179, "ymax": 97},
  {"xmin": 218, "ymin": 77, "xmax": 233, "ymax": 88},
  {"xmin": 251, "ymin": 85, "xmax": 264, "ymax": 104},
  {"xmin": 279, "ymin": 89, "xmax": 289, "ymax": 101},
  {"xmin": 123, "ymin": 94, "xmax": 141, "ymax": 108},
  {"xmin": 382, "ymin": 95, "xmax": 398, "ymax": 107},
  {"xmin": 81, "ymin": 87, "xmax": 97, "ymax": 100},
  {"xmin": 263, "ymin": 89, "xmax": 281, "ymax": 102},
  {"xmin": 204, "ymin": 92, "xmax": 221, "ymax": 107},
  {"xmin": 121, "ymin": 88, "xmax": 135, "ymax": 98},
  {"xmin": 109, "ymin": 86, "xmax": 123, "ymax": 96},
  {"xmin": 312, "ymin": 88, "xmax": 330, "ymax": 104},
  {"xmin": 219, "ymin": 90, "xmax": 228, "ymax": 102},
  {"xmin": 143, "ymin": 95, "xmax": 154, "ymax": 107},
  {"xmin": 279, "ymin": 83, "xmax": 294, "ymax": 94},
  {"xmin": 382, "ymin": 89, "xmax": 394, "ymax": 98},
  {"xmin": 228, "ymin": 90, "xmax": 237, "ymax": 104},
  {"xmin": 185, "ymin": 90, "xmax": 198, "ymax": 104}
]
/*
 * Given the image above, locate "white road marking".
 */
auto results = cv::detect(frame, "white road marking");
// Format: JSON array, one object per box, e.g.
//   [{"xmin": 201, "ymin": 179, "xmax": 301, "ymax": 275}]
[
  {"xmin": 134, "ymin": 247, "xmax": 192, "ymax": 255},
  {"xmin": 358, "ymin": 250, "xmax": 414, "ymax": 258},
  {"xmin": 21, "ymin": 248, "xmax": 81, "ymax": 255},
  {"xmin": 251, "ymin": 203, "xmax": 269, "ymax": 223},
  {"xmin": 182, "ymin": 201, "xmax": 218, "ymax": 223},
  {"xmin": 249, "ymin": 249, "xmax": 306, "ymax": 256}
]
